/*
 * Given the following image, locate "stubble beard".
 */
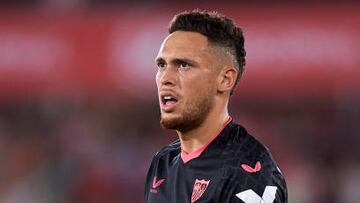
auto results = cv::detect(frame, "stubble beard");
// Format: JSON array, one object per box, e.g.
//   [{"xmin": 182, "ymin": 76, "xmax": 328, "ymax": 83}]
[{"xmin": 160, "ymin": 93, "xmax": 214, "ymax": 133}]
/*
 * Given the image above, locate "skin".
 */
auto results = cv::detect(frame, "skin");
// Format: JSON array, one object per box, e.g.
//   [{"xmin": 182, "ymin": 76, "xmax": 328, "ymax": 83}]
[{"xmin": 155, "ymin": 31, "xmax": 238, "ymax": 154}]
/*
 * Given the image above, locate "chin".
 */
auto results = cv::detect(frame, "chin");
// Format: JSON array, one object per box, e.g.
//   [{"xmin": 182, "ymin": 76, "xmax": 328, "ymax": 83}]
[
  {"xmin": 159, "ymin": 96, "xmax": 213, "ymax": 133},
  {"xmin": 160, "ymin": 114, "xmax": 181, "ymax": 130},
  {"xmin": 159, "ymin": 113, "xmax": 204, "ymax": 133}
]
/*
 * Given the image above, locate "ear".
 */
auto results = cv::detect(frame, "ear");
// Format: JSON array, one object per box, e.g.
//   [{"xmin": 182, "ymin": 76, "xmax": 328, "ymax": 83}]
[{"xmin": 217, "ymin": 66, "xmax": 237, "ymax": 94}]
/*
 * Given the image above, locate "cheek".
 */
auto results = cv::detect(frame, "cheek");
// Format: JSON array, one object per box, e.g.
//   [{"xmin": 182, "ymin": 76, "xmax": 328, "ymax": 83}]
[
  {"xmin": 155, "ymin": 72, "xmax": 161, "ymax": 88},
  {"xmin": 185, "ymin": 78, "xmax": 213, "ymax": 96}
]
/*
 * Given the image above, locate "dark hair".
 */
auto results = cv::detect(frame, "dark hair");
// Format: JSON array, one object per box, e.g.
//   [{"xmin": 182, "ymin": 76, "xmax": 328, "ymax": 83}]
[{"xmin": 168, "ymin": 10, "xmax": 246, "ymax": 95}]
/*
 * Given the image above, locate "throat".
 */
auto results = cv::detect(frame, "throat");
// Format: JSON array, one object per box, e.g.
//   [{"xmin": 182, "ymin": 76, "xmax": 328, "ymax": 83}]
[
  {"xmin": 181, "ymin": 143, "xmax": 209, "ymax": 164},
  {"xmin": 178, "ymin": 116, "xmax": 232, "ymax": 162}
]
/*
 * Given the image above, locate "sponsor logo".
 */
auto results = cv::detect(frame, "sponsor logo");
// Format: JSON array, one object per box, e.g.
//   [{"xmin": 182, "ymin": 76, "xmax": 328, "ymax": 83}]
[
  {"xmin": 191, "ymin": 179, "xmax": 210, "ymax": 203},
  {"xmin": 150, "ymin": 176, "xmax": 165, "ymax": 194},
  {"xmin": 241, "ymin": 161, "xmax": 261, "ymax": 173},
  {"xmin": 236, "ymin": 186, "xmax": 278, "ymax": 203}
]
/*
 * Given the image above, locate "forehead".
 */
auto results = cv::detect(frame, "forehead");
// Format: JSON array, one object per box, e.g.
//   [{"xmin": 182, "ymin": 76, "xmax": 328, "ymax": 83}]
[{"xmin": 157, "ymin": 31, "xmax": 210, "ymax": 60}]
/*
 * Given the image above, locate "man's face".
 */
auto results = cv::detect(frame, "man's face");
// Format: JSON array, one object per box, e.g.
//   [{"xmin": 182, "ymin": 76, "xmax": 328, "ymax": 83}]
[{"xmin": 155, "ymin": 31, "xmax": 218, "ymax": 132}]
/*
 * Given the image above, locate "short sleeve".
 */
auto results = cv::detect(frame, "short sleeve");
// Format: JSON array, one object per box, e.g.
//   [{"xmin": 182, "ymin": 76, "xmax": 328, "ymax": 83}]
[{"xmin": 221, "ymin": 164, "xmax": 287, "ymax": 203}]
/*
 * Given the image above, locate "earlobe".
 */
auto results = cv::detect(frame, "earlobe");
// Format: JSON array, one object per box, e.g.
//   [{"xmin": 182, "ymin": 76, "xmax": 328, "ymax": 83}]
[{"xmin": 218, "ymin": 67, "xmax": 237, "ymax": 94}]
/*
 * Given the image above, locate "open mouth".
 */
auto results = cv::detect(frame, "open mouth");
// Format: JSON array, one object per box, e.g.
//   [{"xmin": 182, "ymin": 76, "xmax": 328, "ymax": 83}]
[
  {"xmin": 163, "ymin": 95, "xmax": 178, "ymax": 105},
  {"xmin": 160, "ymin": 94, "xmax": 179, "ymax": 112}
]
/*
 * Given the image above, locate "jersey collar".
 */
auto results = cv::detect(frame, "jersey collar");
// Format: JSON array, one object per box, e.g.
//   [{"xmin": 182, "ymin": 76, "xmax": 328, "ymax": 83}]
[{"xmin": 181, "ymin": 116, "xmax": 233, "ymax": 164}]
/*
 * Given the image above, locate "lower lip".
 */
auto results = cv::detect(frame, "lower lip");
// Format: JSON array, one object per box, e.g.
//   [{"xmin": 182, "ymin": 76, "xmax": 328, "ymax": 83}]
[{"xmin": 162, "ymin": 100, "xmax": 178, "ymax": 112}]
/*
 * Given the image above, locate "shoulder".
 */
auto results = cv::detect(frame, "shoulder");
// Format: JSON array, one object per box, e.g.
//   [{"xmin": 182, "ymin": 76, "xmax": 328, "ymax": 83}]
[
  {"xmin": 224, "ymin": 122, "xmax": 279, "ymax": 172},
  {"xmin": 220, "ymin": 122, "xmax": 288, "ymax": 202},
  {"xmin": 145, "ymin": 139, "xmax": 181, "ymax": 184},
  {"xmin": 151, "ymin": 139, "xmax": 181, "ymax": 162}
]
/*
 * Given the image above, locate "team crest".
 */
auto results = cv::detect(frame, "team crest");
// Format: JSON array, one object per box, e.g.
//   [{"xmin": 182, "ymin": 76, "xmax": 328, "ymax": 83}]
[{"xmin": 191, "ymin": 179, "xmax": 210, "ymax": 203}]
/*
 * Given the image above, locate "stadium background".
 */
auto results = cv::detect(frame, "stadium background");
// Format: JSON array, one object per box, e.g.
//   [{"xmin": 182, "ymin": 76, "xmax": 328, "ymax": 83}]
[{"xmin": 0, "ymin": 0, "xmax": 359, "ymax": 202}]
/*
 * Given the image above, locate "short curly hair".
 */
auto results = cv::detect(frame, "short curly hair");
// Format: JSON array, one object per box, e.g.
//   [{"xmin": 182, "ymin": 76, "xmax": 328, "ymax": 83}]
[{"xmin": 168, "ymin": 10, "xmax": 246, "ymax": 95}]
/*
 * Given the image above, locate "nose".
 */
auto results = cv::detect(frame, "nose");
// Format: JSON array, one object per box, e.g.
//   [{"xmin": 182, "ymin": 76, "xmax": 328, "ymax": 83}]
[{"xmin": 157, "ymin": 66, "xmax": 177, "ymax": 87}]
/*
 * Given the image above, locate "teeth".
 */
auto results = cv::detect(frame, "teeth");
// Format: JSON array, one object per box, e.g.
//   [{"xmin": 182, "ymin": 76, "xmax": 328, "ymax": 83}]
[{"xmin": 164, "ymin": 96, "xmax": 172, "ymax": 100}]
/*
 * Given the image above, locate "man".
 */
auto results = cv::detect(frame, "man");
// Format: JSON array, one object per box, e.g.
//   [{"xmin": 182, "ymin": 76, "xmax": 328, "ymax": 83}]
[{"xmin": 145, "ymin": 10, "xmax": 287, "ymax": 203}]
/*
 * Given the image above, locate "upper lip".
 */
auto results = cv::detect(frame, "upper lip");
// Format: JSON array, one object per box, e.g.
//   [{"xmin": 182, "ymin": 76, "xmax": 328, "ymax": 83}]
[{"xmin": 159, "ymin": 89, "xmax": 179, "ymax": 105}]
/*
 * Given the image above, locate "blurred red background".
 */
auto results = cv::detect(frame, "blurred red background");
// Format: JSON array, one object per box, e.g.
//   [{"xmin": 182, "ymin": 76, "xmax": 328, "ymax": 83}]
[{"xmin": 0, "ymin": 1, "xmax": 359, "ymax": 203}]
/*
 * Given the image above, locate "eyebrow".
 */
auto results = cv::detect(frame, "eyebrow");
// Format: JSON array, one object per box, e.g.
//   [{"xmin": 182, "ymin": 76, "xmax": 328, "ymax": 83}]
[
  {"xmin": 155, "ymin": 57, "xmax": 199, "ymax": 66},
  {"xmin": 155, "ymin": 57, "xmax": 165, "ymax": 64}
]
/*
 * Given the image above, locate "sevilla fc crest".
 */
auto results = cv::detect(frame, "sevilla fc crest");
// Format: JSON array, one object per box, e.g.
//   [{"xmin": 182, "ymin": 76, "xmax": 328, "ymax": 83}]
[{"xmin": 191, "ymin": 179, "xmax": 210, "ymax": 203}]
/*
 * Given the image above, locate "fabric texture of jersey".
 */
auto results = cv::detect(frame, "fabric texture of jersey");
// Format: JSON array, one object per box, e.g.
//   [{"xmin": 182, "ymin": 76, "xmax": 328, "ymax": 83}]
[{"xmin": 144, "ymin": 119, "xmax": 288, "ymax": 203}]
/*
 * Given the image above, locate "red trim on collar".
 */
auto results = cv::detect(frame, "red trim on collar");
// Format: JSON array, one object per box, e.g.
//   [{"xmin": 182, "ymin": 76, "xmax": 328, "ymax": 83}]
[{"xmin": 181, "ymin": 116, "xmax": 232, "ymax": 164}]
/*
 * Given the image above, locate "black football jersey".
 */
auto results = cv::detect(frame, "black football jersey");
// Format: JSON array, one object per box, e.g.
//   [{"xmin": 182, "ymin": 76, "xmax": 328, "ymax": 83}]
[{"xmin": 145, "ymin": 118, "xmax": 287, "ymax": 203}]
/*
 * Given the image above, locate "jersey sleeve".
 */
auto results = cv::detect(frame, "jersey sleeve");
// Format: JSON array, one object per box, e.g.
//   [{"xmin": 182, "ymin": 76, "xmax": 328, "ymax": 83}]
[
  {"xmin": 144, "ymin": 152, "xmax": 158, "ymax": 202},
  {"xmin": 223, "ymin": 164, "xmax": 288, "ymax": 203}
]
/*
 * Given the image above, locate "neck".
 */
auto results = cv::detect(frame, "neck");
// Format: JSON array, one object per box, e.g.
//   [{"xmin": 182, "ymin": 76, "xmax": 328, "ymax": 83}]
[{"xmin": 177, "ymin": 105, "xmax": 230, "ymax": 154}]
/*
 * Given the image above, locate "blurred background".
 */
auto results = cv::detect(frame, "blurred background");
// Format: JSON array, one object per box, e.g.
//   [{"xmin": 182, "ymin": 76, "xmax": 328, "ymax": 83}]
[{"xmin": 0, "ymin": 0, "xmax": 359, "ymax": 203}]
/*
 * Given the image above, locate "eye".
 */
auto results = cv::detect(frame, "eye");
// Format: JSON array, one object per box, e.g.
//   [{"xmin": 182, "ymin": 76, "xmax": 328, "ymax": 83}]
[
  {"xmin": 157, "ymin": 62, "xmax": 166, "ymax": 70},
  {"xmin": 179, "ymin": 62, "xmax": 189, "ymax": 69}
]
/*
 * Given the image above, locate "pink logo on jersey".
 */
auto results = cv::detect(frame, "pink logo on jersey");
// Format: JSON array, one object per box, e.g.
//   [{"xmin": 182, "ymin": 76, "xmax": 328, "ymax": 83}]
[
  {"xmin": 191, "ymin": 179, "xmax": 210, "ymax": 203},
  {"xmin": 150, "ymin": 176, "xmax": 165, "ymax": 194},
  {"xmin": 152, "ymin": 176, "xmax": 165, "ymax": 188},
  {"xmin": 241, "ymin": 161, "xmax": 261, "ymax": 173}
]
